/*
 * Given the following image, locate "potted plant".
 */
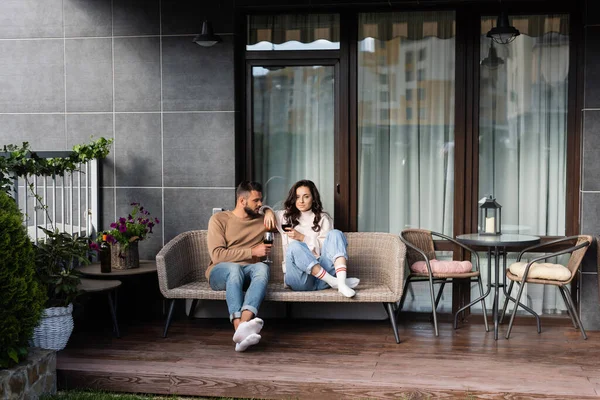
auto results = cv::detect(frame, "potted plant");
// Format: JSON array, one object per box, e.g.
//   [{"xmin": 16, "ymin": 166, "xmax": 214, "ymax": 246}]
[
  {"xmin": 0, "ymin": 191, "xmax": 45, "ymax": 368},
  {"xmin": 93, "ymin": 202, "xmax": 159, "ymax": 270},
  {"xmin": 30, "ymin": 228, "xmax": 92, "ymax": 351}
]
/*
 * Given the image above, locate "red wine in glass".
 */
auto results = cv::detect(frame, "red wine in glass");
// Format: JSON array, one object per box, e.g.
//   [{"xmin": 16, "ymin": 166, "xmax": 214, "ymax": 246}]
[
  {"xmin": 281, "ymin": 222, "xmax": 292, "ymax": 231},
  {"xmin": 263, "ymin": 232, "xmax": 274, "ymax": 263}
]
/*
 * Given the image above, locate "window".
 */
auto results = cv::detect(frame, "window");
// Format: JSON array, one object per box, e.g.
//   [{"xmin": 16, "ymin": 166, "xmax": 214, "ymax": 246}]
[
  {"xmin": 251, "ymin": 65, "xmax": 336, "ymax": 213},
  {"xmin": 478, "ymin": 14, "xmax": 569, "ymax": 237},
  {"xmin": 358, "ymin": 10, "xmax": 455, "ymax": 237},
  {"xmin": 380, "ymin": 109, "xmax": 389, "ymax": 121},
  {"xmin": 418, "ymin": 48, "xmax": 427, "ymax": 61},
  {"xmin": 417, "ymin": 68, "xmax": 425, "ymax": 81},
  {"xmin": 379, "ymin": 91, "xmax": 389, "ymax": 102},
  {"xmin": 379, "ymin": 73, "xmax": 388, "ymax": 85},
  {"xmin": 418, "ymin": 88, "xmax": 426, "ymax": 101},
  {"xmin": 474, "ymin": 14, "xmax": 571, "ymax": 317}
]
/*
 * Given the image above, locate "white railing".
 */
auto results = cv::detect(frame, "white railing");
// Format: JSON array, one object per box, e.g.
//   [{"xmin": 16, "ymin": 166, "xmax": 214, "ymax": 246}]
[{"xmin": 1, "ymin": 151, "xmax": 99, "ymax": 243}]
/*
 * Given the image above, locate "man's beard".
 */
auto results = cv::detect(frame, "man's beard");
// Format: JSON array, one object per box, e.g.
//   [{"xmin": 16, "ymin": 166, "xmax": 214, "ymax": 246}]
[{"xmin": 244, "ymin": 206, "xmax": 260, "ymax": 218}]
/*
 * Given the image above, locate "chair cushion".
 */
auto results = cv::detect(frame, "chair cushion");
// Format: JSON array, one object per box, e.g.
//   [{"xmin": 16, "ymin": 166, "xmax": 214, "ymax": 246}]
[
  {"xmin": 410, "ymin": 260, "xmax": 473, "ymax": 274},
  {"xmin": 508, "ymin": 262, "xmax": 571, "ymax": 281}
]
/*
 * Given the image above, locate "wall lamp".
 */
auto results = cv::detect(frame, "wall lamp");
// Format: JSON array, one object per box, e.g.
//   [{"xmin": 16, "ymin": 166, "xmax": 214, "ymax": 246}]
[{"xmin": 193, "ymin": 20, "xmax": 222, "ymax": 47}]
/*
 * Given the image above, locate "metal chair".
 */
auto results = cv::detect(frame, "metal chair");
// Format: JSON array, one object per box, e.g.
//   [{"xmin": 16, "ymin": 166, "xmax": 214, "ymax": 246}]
[
  {"xmin": 398, "ymin": 229, "xmax": 489, "ymax": 336},
  {"xmin": 501, "ymin": 235, "xmax": 592, "ymax": 340}
]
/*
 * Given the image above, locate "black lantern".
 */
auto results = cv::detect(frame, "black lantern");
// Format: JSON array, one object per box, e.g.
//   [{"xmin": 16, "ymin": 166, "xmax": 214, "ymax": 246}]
[{"xmin": 479, "ymin": 195, "xmax": 502, "ymax": 235}]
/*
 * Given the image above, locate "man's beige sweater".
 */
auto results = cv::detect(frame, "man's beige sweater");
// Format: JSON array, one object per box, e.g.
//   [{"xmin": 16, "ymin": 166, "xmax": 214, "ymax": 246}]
[{"xmin": 206, "ymin": 211, "xmax": 266, "ymax": 281}]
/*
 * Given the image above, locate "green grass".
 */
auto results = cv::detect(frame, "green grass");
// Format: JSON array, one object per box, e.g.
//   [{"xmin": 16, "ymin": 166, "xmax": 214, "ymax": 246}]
[
  {"xmin": 44, "ymin": 389, "xmax": 484, "ymax": 400},
  {"xmin": 42, "ymin": 390, "xmax": 244, "ymax": 400}
]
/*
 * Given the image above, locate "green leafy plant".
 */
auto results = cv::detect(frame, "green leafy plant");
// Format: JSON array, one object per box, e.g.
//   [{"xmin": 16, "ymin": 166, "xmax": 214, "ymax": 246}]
[
  {"xmin": 35, "ymin": 227, "xmax": 93, "ymax": 308},
  {"xmin": 93, "ymin": 203, "xmax": 159, "ymax": 257},
  {"xmin": 0, "ymin": 191, "xmax": 45, "ymax": 368},
  {"xmin": 0, "ymin": 137, "xmax": 113, "ymax": 193},
  {"xmin": 0, "ymin": 137, "xmax": 112, "ymax": 308},
  {"xmin": 0, "ymin": 137, "xmax": 112, "ymax": 362}
]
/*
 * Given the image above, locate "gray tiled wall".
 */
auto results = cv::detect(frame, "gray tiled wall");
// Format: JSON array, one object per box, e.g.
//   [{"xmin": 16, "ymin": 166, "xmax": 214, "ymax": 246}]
[
  {"xmin": 581, "ymin": 0, "xmax": 600, "ymax": 329},
  {"xmin": 0, "ymin": 0, "xmax": 236, "ymax": 260}
]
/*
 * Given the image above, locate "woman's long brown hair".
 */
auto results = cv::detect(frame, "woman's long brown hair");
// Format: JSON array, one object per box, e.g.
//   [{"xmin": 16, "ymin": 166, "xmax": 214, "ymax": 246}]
[{"xmin": 283, "ymin": 180, "xmax": 324, "ymax": 232}]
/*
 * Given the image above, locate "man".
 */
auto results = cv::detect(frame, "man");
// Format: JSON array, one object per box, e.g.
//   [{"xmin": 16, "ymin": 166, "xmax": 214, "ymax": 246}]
[{"xmin": 207, "ymin": 181, "xmax": 272, "ymax": 352}]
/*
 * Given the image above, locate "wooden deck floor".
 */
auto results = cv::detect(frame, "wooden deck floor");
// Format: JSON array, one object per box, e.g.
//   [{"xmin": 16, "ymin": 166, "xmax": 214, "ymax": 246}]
[{"xmin": 57, "ymin": 317, "xmax": 600, "ymax": 399}]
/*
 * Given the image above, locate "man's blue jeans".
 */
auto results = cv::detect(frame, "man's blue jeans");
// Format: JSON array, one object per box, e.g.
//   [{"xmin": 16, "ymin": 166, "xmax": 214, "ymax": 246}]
[
  {"xmin": 284, "ymin": 229, "xmax": 348, "ymax": 291},
  {"xmin": 209, "ymin": 262, "xmax": 270, "ymax": 322}
]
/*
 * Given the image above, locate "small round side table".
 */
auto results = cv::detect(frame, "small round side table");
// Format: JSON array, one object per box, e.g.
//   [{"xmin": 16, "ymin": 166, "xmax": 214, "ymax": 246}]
[{"xmin": 77, "ymin": 278, "xmax": 122, "ymax": 337}]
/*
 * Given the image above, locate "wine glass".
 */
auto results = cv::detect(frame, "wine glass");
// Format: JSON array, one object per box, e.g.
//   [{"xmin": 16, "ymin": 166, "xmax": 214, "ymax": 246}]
[
  {"xmin": 263, "ymin": 231, "xmax": 274, "ymax": 263},
  {"xmin": 281, "ymin": 219, "xmax": 292, "ymax": 232}
]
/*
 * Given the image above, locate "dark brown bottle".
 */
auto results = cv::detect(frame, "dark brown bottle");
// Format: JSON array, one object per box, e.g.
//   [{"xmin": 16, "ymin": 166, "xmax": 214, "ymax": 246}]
[{"xmin": 100, "ymin": 234, "xmax": 111, "ymax": 273}]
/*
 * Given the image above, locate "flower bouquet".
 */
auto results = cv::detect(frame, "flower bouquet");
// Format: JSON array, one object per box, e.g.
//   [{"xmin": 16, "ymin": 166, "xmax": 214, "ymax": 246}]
[{"xmin": 92, "ymin": 202, "xmax": 159, "ymax": 269}]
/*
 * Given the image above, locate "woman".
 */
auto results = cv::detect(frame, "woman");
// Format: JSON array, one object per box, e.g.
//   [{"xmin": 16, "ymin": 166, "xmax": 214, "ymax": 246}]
[{"xmin": 269, "ymin": 180, "xmax": 359, "ymax": 297}]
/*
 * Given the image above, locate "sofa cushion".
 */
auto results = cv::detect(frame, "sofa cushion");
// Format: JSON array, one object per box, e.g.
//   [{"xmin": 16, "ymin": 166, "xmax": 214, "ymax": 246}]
[
  {"xmin": 508, "ymin": 262, "xmax": 571, "ymax": 281},
  {"xmin": 410, "ymin": 260, "xmax": 473, "ymax": 274}
]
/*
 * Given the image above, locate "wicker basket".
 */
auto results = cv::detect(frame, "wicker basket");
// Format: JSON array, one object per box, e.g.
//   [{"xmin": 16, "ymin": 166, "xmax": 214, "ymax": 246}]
[
  {"xmin": 111, "ymin": 241, "xmax": 140, "ymax": 269},
  {"xmin": 30, "ymin": 304, "xmax": 74, "ymax": 351}
]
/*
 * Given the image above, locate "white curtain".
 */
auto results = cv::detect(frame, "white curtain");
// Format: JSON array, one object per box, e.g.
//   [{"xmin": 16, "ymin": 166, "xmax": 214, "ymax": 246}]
[
  {"xmin": 356, "ymin": 12, "xmax": 570, "ymax": 315},
  {"xmin": 476, "ymin": 15, "xmax": 569, "ymax": 315},
  {"xmin": 357, "ymin": 11, "xmax": 456, "ymax": 236},
  {"xmin": 357, "ymin": 11, "xmax": 456, "ymax": 312},
  {"xmin": 253, "ymin": 66, "xmax": 335, "ymax": 213}
]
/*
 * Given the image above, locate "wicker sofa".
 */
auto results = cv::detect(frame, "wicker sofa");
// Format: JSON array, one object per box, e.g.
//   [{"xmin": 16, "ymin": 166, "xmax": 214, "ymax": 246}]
[{"xmin": 156, "ymin": 230, "xmax": 406, "ymax": 343}]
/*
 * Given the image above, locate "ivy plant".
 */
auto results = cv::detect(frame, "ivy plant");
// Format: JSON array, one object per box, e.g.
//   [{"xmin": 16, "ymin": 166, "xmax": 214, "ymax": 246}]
[{"xmin": 0, "ymin": 137, "xmax": 113, "ymax": 193}]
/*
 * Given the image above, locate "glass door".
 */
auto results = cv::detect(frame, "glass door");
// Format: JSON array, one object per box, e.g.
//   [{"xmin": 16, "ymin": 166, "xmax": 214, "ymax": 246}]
[
  {"xmin": 250, "ymin": 64, "xmax": 337, "ymax": 216},
  {"xmin": 356, "ymin": 11, "xmax": 457, "ymax": 313},
  {"xmin": 356, "ymin": 11, "xmax": 456, "ymax": 236}
]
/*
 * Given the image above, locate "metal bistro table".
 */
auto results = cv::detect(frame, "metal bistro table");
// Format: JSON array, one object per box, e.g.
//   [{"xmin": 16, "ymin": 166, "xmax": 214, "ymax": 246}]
[{"xmin": 456, "ymin": 233, "xmax": 540, "ymax": 340}]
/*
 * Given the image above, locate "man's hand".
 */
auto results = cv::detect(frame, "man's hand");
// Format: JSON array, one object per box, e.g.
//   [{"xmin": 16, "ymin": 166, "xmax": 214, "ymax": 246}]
[
  {"xmin": 286, "ymin": 229, "xmax": 305, "ymax": 242},
  {"xmin": 251, "ymin": 243, "xmax": 272, "ymax": 258},
  {"xmin": 263, "ymin": 209, "xmax": 276, "ymax": 230}
]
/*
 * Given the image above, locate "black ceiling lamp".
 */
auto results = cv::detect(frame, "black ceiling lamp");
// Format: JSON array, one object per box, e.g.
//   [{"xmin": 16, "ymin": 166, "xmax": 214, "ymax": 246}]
[
  {"xmin": 487, "ymin": 11, "xmax": 520, "ymax": 45},
  {"xmin": 481, "ymin": 41, "xmax": 504, "ymax": 69},
  {"xmin": 193, "ymin": 20, "xmax": 222, "ymax": 47}
]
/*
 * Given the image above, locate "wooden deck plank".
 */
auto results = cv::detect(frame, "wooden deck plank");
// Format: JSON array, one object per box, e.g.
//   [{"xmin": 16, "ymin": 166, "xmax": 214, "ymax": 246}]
[{"xmin": 58, "ymin": 318, "xmax": 600, "ymax": 399}]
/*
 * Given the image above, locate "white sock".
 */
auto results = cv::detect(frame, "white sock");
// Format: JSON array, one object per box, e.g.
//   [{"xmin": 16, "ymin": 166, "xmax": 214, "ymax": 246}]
[
  {"xmin": 329, "ymin": 277, "xmax": 360, "ymax": 289},
  {"xmin": 314, "ymin": 266, "xmax": 338, "ymax": 287},
  {"xmin": 335, "ymin": 266, "xmax": 355, "ymax": 298},
  {"xmin": 232, "ymin": 318, "xmax": 264, "ymax": 344},
  {"xmin": 235, "ymin": 333, "xmax": 261, "ymax": 352}
]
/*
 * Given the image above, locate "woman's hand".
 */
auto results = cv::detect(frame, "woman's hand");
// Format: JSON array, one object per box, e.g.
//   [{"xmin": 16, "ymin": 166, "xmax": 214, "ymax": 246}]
[
  {"xmin": 263, "ymin": 209, "xmax": 276, "ymax": 230},
  {"xmin": 286, "ymin": 229, "xmax": 305, "ymax": 242}
]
